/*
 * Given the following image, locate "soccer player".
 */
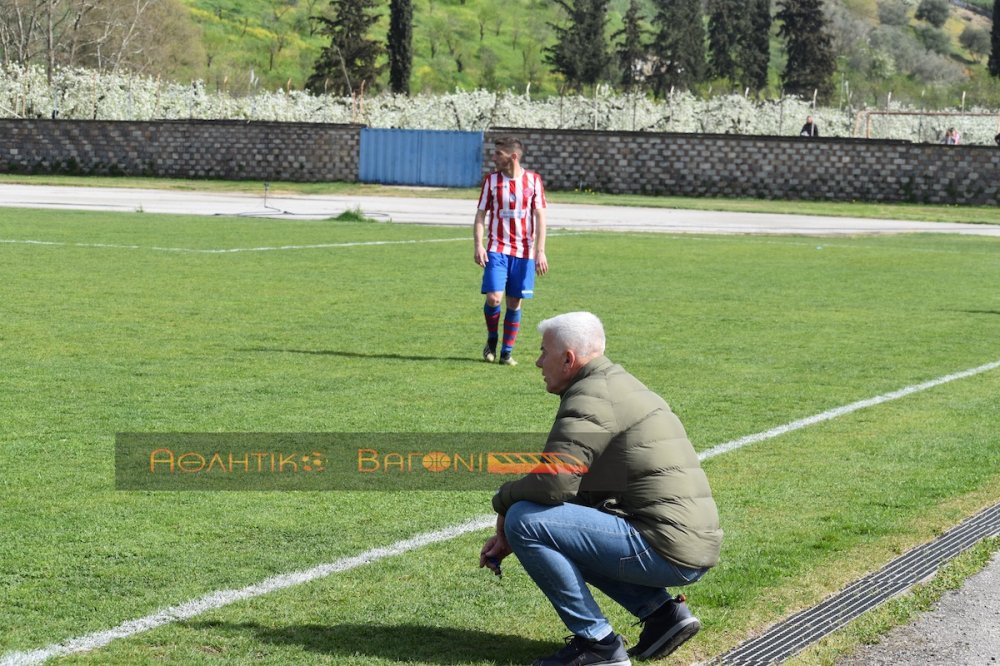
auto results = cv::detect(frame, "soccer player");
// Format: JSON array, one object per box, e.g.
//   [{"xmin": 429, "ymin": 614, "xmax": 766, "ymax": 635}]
[{"xmin": 474, "ymin": 137, "xmax": 548, "ymax": 366}]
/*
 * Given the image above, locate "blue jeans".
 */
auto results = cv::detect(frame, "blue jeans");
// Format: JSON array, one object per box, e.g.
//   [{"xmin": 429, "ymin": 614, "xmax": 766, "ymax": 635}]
[{"xmin": 504, "ymin": 500, "xmax": 708, "ymax": 641}]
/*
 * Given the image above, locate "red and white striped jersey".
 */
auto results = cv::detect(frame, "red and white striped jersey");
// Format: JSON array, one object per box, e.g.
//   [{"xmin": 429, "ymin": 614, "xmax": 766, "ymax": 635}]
[{"xmin": 477, "ymin": 169, "xmax": 547, "ymax": 259}]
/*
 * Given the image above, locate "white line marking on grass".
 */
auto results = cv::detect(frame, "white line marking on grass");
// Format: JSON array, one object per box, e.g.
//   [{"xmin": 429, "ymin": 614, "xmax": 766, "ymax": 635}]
[
  {"xmin": 580, "ymin": 231, "xmax": 1000, "ymax": 256},
  {"xmin": 3, "ymin": 358, "xmax": 998, "ymax": 665},
  {"xmin": 0, "ymin": 233, "xmax": 583, "ymax": 253},
  {"xmin": 698, "ymin": 358, "xmax": 1000, "ymax": 461},
  {"xmin": 0, "ymin": 237, "xmax": 469, "ymax": 253},
  {"xmin": 0, "ymin": 516, "xmax": 494, "ymax": 666}
]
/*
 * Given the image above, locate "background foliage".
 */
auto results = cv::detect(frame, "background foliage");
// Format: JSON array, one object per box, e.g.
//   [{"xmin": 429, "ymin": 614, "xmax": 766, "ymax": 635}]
[
  {"xmin": 3, "ymin": 63, "xmax": 1000, "ymax": 143},
  {"xmin": 171, "ymin": 0, "xmax": 1000, "ymax": 108},
  {"xmin": 4, "ymin": 0, "xmax": 992, "ymax": 108},
  {"xmin": 2, "ymin": 0, "xmax": 1000, "ymax": 127}
]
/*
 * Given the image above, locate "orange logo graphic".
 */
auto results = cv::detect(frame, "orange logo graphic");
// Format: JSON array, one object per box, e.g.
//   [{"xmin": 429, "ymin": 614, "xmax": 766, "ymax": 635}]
[
  {"xmin": 486, "ymin": 452, "xmax": 589, "ymax": 475},
  {"xmin": 355, "ymin": 449, "xmax": 586, "ymax": 475},
  {"xmin": 422, "ymin": 451, "xmax": 451, "ymax": 472},
  {"xmin": 149, "ymin": 448, "xmax": 325, "ymax": 474}
]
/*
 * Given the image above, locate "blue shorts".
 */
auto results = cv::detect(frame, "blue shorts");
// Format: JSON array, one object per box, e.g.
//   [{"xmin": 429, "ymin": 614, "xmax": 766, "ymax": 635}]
[{"xmin": 481, "ymin": 252, "xmax": 535, "ymax": 299}]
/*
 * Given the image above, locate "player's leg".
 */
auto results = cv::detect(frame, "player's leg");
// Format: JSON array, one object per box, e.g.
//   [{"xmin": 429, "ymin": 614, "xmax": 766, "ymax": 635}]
[
  {"xmin": 499, "ymin": 256, "xmax": 535, "ymax": 365},
  {"xmin": 480, "ymin": 253, "xmax": 508, "ymax": 362},
  {"xmin": 482, "ymin": 295, "xmax": 502, "ymax": 362},
  {"xmin": 499, "ymin": 296, "xmax": 522, "ymax": 365}
]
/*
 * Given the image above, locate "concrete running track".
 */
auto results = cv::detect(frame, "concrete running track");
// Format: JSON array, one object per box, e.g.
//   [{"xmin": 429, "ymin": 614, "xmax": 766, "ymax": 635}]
[{"xmin": 2, "ymin": 183, "xmax": 1000, "ymax": 236}]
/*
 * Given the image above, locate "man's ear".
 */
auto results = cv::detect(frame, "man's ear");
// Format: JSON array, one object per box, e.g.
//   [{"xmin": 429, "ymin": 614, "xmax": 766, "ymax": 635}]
[{"xmin": 563, "ymin": 349, "xmax": 577, "ymax": 370}]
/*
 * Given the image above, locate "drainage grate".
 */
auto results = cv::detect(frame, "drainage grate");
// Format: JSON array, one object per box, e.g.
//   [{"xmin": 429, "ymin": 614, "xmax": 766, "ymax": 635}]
[{"xmin": 710, "ymin": 502, "xmax": 1000, "ymax": 665}]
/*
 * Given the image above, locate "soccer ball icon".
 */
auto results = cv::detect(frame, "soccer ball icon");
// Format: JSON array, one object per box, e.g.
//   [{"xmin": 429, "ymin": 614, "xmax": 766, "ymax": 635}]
[{"xmin": 422, "ymin": 451, "xmax": 451, "ymax": 473}]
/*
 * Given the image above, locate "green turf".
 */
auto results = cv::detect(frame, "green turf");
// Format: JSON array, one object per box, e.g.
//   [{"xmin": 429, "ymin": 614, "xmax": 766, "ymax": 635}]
[{"xmin": 1, "ymin": 206, "xmax": 998, "ymax": 664}]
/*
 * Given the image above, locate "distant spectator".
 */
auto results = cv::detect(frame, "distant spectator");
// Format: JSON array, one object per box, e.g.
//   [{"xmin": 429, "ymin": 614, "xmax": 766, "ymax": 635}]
[
  {"xmin": 800, "ymin": 115, "xmax": 819, "ymax": 138},
  {"xmin": 994, "ymin": 132, "xmax": 1000, "ymax": 147},
  {"xmin": 942, "ymin": 127, "xmax": 960, "ymax": 145}
]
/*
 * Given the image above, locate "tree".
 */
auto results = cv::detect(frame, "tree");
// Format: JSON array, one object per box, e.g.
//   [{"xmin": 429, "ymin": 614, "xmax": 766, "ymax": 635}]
[
  {"xmin": 544, "ymin": 0, "xmax": 612, "ymax": 92},
  {"xmin": 387, "ymin": 0, "xmax": 412, "ymax": 95},
  {"xmin": 917, "ymin": 25, "xmax": 951, "ymax": 54},
  {"xmin": 915, "ymin": 0, "xmax": 949, "ymax": 28},
  {"xmin": 740, "ymin": 0, "xmax": 772, "ymax": 92},
  {"xmin": 263, "ymin": 0, "xmax": 295, "ymax": 74},
  {"xmin": 611, "ymin": 0, "xmax": 647, "ymax": 92},
  {"xmin": 877, "ymin": 0, "xmax": 909, "ymax": 26},
  {"xmin": 648, "ymin": 0, "xmax": 707, "ymax": 95},
  {"xmin": 442, "ymin": 15, "xmax": 476, "ymax": 74},
  {"xmin": 307, "ymin": 0, "xmax": 383, "ymax": 96},
  {"xmin": 990, "ymin": 0, "xmax": 1000, "ymax": 76},
  {"xmin": 707, "ymin": 0, "xmax": 771, "ymax": 92},
  {"xmin": 776, "ymin": 0, "xmax": 836, "ymax": 102},
  {"xmin": 0, "ymin": 0, "xmax": 200, "ymax": 82},
  {"xmin": 959, "ymin": 25, "xmax": 990, "ymax": 61},
  {"xmin": 478, "ymin": 45, "xmax": 499, "ymax": 88},
  {"xmin": 708, "ymin": 0, "xmax": 748, "ymax": 81},
  {"xmin": 132, "ymin": 0, "xmax": 205, "ymax": 80}
]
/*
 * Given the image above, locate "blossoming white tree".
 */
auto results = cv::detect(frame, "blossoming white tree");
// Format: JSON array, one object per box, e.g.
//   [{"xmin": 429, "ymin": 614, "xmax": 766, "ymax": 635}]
[{"xmin": 1, "ymin": 64, "xmax": 998, "ymax": 144}]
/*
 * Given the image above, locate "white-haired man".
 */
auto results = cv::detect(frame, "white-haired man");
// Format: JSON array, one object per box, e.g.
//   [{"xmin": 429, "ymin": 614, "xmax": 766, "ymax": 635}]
[{"xmin": 480, "ymin": 312, "xmax": 722, "ymax": 666}]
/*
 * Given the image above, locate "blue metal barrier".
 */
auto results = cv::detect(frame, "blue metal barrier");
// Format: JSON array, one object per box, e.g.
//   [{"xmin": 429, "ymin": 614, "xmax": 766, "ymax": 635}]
[{"xmin": 359, "ymin": 128, "xmax": 484, "ymax": 187}]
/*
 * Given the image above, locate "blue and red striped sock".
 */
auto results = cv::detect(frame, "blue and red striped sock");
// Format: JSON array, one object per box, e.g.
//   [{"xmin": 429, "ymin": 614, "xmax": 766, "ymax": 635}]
[
  {"xmin": 484, "ymin": 302, "xmax": 501, "ymax": 349},
  {"xmin": 501, "ymin": 308, "xmax": 522, "ymax": 355}
]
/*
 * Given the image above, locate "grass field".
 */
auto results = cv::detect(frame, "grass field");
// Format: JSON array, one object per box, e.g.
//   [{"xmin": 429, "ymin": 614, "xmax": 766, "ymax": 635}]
[{"xmin": 1, "ymin": 205, "xmax": 999, "ymax": 665}]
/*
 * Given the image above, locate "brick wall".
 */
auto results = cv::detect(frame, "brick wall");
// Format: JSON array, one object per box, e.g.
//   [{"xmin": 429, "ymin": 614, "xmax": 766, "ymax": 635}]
[
  {"xmin": 486, "ymin": 128, "xmax": 1000, "ymax": 205},
  {"xmin": 0, "ymin": 119, "xmax": 361, "ymax": 182}
]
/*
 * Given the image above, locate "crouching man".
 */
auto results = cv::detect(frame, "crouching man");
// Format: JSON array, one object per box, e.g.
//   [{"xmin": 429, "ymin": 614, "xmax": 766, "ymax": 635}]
[{"xmin": 480, "ymin": 312, "xmax": 722, "ymax": 666}]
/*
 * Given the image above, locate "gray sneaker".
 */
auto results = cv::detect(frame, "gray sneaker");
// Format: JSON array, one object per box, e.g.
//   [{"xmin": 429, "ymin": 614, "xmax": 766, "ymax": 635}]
[
  {"xmin": 533, "ymin": 634, "xmax": 631, "ymax": 666},
  {"xmin": 483, "ymin": 343, "xmax": 496, "ymax": 363},
  {"xmin": 628, "ymin": 595, "xmax": 700, "ymax": 661},
  {"xmin": 498, "ymin": 352, "xmax": 517, "ymax": 366}
]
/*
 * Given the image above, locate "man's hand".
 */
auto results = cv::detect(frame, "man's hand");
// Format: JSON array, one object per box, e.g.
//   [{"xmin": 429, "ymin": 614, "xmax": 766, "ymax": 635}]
[
  {"xmin": 479, "ymin": 533, "xmax": 512, "ymax": 574},
  {"xmin": 480, "ymin": 514, "xmax": 511, "ymax": 575},
  {"xmin": 475, "ymin": 245, "xmax": 489, "ymax": 268},
  {"xmin": 535, "ymin": 250, "xmax": 548, "ymax": 276}
]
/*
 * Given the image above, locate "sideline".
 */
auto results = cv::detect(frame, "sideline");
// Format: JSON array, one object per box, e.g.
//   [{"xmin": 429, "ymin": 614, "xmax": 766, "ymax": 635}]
[
  {"xmin": 0, "ymin": 232, "xmax": 582, "ymax": 254},
  {"xmin": 698, "ymin": 359, "xmax": 1000, "ymax": 461},
  {"xmin": 0, "ymin": 237, "xmax": 471, "ymax": 253},
  {"xmin": 2, "ymin": 358, "xmax": 998, "ymax": 665}
]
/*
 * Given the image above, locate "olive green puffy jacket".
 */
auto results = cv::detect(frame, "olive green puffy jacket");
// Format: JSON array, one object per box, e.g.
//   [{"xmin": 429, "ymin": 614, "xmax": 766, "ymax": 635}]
[{"xmin": 492, "ymin": 356, "xmax": 722, "ymax": 569}]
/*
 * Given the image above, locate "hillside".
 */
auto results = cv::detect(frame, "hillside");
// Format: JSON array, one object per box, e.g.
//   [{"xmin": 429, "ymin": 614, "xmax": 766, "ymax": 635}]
[
  {"xmin": 180, "ymin": 0, "xmax": 592, "ymax": 94},
  {"xmin": 177, "ymin": 0, "xmax": 999, "ymax": 107}
]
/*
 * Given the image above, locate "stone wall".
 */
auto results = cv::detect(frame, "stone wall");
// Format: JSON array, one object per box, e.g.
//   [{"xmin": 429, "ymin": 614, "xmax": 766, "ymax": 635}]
[
  {"xmin": 486, "ymin": 128, "xmax": 1000, "ymax": 205},
  {"xmin": 0, "ymin": 119, "xmax": 361, "ymax": 182},
  {"xmin": 2, "ymin": 119, "xmax": 999, "ymax": 204}
]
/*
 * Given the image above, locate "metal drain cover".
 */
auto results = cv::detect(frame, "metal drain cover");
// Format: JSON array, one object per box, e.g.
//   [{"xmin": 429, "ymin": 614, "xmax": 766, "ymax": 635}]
[{"xmin": 710, "ymin": 502, "xmax": 1000, "ymax": 665}]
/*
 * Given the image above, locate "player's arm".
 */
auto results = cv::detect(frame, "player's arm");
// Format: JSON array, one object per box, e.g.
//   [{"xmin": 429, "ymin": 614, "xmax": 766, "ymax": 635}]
[
  {"xmin": 534, "ymin": 207, "xmax": 548, "ymax": 276},
  {"xmin": 474, "ymin": 209, "xmax": 489, "ymax": 267}
]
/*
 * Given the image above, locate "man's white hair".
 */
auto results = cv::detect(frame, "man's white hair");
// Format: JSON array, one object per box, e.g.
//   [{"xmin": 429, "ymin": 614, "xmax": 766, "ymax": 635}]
[{"xmin": 537, "ymin": 311, "xmax": 606, "ymax": 357}]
